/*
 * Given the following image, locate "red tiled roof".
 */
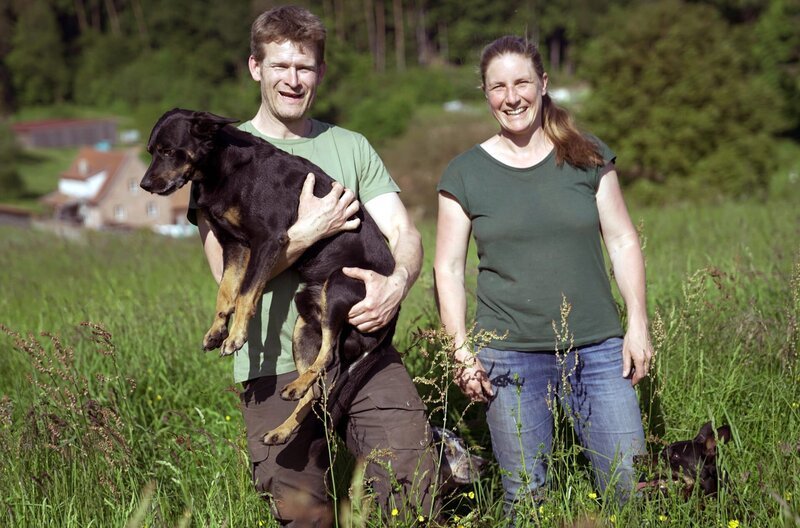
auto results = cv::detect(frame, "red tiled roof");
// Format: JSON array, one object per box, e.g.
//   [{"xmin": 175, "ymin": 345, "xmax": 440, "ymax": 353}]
[{"xmin": 61, "ymin": 147, "xmax": 127, "ymax": 181}]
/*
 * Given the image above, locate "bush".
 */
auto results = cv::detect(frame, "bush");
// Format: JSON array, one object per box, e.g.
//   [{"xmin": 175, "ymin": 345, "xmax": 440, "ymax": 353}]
[
  {"xmin": 579, "ymin": 0, "xmax": 783, "ymax": 203},
  {"xmin": 0, "ymin": 120, "xmax": 24, "ymax": 198}
]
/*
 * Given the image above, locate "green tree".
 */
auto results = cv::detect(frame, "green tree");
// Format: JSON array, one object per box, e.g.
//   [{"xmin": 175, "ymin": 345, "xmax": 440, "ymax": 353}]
[
  {"xmin": 6, "ymin": 0, "xmax": 69, "ymax": 106},
  {"xmin": 0, "ymin": 120, "xmax": 24, "ymax": 199},
  {"xmin": 753, "ymin": 0, "xmax": 800, "ymax": 135},
  {"xmin": 580, "ymin": 0, "xmax": 783, "ymax": 202}
]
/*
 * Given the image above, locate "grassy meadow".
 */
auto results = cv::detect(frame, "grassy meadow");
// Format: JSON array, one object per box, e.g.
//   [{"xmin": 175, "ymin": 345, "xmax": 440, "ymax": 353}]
[{"xmin": 1, "ymin": 190, "xmax": 799, "ymax": 527}]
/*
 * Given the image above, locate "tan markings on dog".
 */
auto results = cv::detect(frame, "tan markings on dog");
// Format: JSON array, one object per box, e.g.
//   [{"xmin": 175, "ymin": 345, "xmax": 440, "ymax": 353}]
[
  {"xmin": 263, "ymin": 387, "xmax": 317, "ymax": 445},
  {"xmin": 203, "ymin": 244, "xmax": 250, "ymax": 350},
  {"xmin": 280, "ymin": 280, "xmax": 334, "ymax": 400},
  {"xmin": 222, "ymin": 207, "xmax": 241, "ymax": 228},
  {"xmin": 223, "ymin": 285, "xmax": 262, "ymax": 355},
  {"xmin": 292, "ymin": 316, "xmax": 313, "ymax": 373},
  {"xmin": 166, "ymin": 163, "xmax": 193, "ymax": 179}
]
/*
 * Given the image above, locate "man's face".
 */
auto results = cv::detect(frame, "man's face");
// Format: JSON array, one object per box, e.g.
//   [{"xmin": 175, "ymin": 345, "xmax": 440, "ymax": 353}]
[{"xmin": 249, "ymin": 40, "xmax": 326, "ymax": 124}]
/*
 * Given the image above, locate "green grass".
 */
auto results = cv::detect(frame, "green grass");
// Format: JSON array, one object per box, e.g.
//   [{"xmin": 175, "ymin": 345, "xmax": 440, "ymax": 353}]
[
  {"xmin": 1, "ymin": 196, "xmax": 799, "ymax": 527},
  {"xmin": 9, "ymin": 147, "xmax": 78, "ymax": 213}
]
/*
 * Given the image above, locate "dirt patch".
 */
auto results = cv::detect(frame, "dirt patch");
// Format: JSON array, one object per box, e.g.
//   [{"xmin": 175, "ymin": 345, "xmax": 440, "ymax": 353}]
[{"xmin": 377, "ymin": 106, "xmax": 496, "ymax": 221}]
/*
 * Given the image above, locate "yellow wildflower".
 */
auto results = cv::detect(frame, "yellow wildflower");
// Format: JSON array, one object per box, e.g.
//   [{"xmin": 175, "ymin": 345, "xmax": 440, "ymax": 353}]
[
  {"xmin": 659, "ymin": 514, "xmax": 668, "ymax": 522},
  {"xmin": 588, "ymin": 492, "xmax": 597, "ymax": 500},
  {"xmin": 728, "ymin": 520, "xmax": 740, "ymax": 528},
  {"xmin": 156, "ymin": 394, "xmax": 162, "ymax": 401},
  {"xmin": 468, "ymin": 491, "xmax": 475, "ymax": 499},
  {"xmin": 225, "ymin": 415, "xmax": 231, "ymax": 421},
  {"xmin": 391, "ymin": 508, "xmax": 398, "ymax": 517}
]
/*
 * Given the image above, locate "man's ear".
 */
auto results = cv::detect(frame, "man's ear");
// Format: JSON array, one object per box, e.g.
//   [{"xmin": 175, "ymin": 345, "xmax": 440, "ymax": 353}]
[{"xmin": 248, "ymin": 55, "xmax": 262, "ymax": 82}]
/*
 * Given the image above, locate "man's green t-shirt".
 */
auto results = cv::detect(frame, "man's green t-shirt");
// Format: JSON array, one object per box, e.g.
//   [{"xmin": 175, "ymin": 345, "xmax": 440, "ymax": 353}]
[
  {"xmin": 437, "ymin": 139, "xmax": 623, "ymax": 351},
  {"xmin": 189, "ymin": 120, "xmax": 399, "ymax": 382}
]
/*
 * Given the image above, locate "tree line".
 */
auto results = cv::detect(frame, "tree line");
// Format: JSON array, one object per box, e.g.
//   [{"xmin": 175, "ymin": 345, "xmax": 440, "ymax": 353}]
[{"xmin": 0, "ymin": 0, "xmax": 798, "ymax": 203}]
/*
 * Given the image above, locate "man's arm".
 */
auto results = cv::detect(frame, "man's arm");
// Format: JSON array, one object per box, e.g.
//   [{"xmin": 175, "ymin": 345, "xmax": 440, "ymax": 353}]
[
  {"xmin": 343, "ymin": 192, "xmax": 423, "ymax": 333},
  {"xmin": 198, "ymin": 173, "xmax": 360, "ymax": 285}
]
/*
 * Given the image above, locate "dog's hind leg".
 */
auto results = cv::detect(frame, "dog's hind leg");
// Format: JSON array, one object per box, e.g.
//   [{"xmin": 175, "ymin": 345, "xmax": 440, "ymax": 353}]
[
  {"xmin": 221, "ymin": 235, "xmax": 287, "ymax": 356},
  {"xmin": 291, "ymin": 285, "xmax": 323, "ymax": 374},
  {"xmin": 203, "ymin": 241, "xmax": 250, "ymax": 351},
  {"xmin": 263, "ymin": 384, "xmax": 320, "ymax": 445},
  {"xmin": 281, "ymin": 270, "xmax": 365, "ymax": 401}
]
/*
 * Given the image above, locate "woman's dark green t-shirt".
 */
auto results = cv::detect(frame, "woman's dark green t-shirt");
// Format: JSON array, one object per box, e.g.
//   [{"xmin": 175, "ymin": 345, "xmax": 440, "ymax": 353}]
[{"xmin": 437, "ymin": 140, "xmax": 623, "ymax": 351}]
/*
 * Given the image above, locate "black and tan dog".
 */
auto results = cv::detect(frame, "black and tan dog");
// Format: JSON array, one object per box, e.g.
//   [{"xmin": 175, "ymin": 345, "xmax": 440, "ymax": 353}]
[
  {"xmin": 140, "ymin": 108, "xmax": 397, "ymax": 445},
  {"xmin": 638, "ymin": 422, "xmax": 732, "ymax": 497}
]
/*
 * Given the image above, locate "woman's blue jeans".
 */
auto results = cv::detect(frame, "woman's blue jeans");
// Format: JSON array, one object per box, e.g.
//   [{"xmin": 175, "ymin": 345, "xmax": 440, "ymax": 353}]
[{"xmin": 478, "ymin": 337, "xmax": 645, "ymax": 506}]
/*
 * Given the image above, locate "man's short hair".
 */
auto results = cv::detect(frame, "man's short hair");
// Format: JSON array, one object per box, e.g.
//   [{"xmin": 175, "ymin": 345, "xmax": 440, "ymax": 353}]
[{"xmin": 250, "ymin": 5, "xmax": 327, "ymax": 63}]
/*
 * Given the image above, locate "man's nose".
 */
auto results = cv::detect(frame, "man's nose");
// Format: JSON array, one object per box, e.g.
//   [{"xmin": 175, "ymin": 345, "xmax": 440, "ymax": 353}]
[{"xmin": 286, "ymin": 67, "xmax": 300, "ymax": 87}]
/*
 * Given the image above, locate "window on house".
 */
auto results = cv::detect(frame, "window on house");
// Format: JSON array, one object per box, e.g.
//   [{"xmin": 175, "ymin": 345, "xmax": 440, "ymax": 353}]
[
  {"xmin": 128, "ymin": 179, "xmax": 139, "ymax": 194},
  {"xmin": 114, "ymin": 205, "xmax": 126, "ymax": 221},
  {"xmin": 146, "ymin": 202, "xmax": 158, "ymax": 217}
]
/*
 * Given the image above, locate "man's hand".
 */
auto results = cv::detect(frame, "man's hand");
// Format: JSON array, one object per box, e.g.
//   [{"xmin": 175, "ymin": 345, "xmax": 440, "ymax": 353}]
[
  {"xmin": 289, "ymin": 173, "xmax": 361, "ymax": 247},
  {"xmin": 342, "ymin": 267, "xmax": 407, "ymax": 333}
]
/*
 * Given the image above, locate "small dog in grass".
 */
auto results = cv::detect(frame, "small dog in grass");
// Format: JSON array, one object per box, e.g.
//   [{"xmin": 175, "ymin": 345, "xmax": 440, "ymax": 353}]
[
  {"xmin": 431, "ymin": 426, "xmax": 487, "ymax": 493},
  {"xmin": 140, "ymin": 108, "xmax": 397, "ymax": 446},
  {"xmin": 638, "ymin": 421, "xmax": 732, "ymax": 498}
]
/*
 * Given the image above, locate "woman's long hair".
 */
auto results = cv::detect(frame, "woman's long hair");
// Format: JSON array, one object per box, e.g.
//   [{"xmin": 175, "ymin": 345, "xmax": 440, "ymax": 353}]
[{"xmin": 480, "ymin": 36, "xmax": 604, "ymax": 169}]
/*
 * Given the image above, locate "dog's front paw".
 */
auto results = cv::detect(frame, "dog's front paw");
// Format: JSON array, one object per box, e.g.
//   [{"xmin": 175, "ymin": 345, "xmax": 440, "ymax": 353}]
[
  {"xmin": 263, "ymin": 427, "xmax": 292, "ymax": 445},
  {"xmin": 203, "ymin": 325, "xmax": 228, "ymax": 351},
  {"xmin": 220, "ymin": 332, "xmax": 246, "ymax": 356}
]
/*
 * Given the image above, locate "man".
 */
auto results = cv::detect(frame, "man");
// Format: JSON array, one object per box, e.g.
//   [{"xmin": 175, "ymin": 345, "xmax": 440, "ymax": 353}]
[{"xmin": 189, "ymin": 5, "xmax": 437, "ymax": 526}]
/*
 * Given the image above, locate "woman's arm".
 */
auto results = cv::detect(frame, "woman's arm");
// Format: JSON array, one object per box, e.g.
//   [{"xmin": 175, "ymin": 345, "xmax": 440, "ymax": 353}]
[
  {"xmin": 596, "ymin": 163, "xmax": 653, "ymax": 386},
  {"xmin": 434, "ymin": 192, "xmax": 493, "ymax": 402}
]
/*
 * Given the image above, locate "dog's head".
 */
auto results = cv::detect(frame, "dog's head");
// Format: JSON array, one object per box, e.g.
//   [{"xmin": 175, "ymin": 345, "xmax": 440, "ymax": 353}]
[
  {"xmin": 431, "ymin": 426, "xmax": 487, "ymax": 492},
  {"xmin": 660, "ymin": 421, "xmax": 732, "ymax": 496},
  {"xmin": 140, "ymin": 109, "xmax": 238, "ymax": 195}
]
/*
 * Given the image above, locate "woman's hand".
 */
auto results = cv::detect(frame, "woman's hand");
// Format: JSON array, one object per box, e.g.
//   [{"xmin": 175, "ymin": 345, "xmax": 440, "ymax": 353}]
[
  {"xmin": 453, "ymin": 345, "xmax": 494, "ymax": 403},
  {"xmin": 623, "ymin": 320, "xmax": 653, "ymax": 386}
]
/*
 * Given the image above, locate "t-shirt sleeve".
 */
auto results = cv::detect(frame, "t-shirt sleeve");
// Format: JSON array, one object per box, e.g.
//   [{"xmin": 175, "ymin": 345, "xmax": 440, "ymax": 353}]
[
  {"xmin": 355, "ymin": 134, "xmax": 400, "ymax": 204},
  {"xmin": 589, "ymin": 135, "xmax": 616, "ymax": 190},
  {"xmin": 437, "ymin": 159, "xmax": 470, "ymax": 215},
  {"xmin": 186, "ymin": 182, "xmax": 200, "ymax": 225}
]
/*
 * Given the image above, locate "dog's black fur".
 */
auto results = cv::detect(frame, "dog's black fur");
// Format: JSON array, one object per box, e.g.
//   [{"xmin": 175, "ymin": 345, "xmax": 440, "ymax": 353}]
[
  {"xmin": 140, "ymin": 109, "xmax": 397, "ymax": 445},
  {"xmin": 638, "ymin": 422, "xmax": 732, "ymax": 498}
]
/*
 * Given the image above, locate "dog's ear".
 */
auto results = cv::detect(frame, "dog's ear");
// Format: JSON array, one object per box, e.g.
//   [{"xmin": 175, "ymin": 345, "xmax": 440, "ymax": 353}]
[
  {"xmin": 190, "ymin": 111, "xmax": 239, "ymax": 139},
  {"xmin": 695, "ymin": 422, "xmax": 715, "ymax": 444},
  {"xmin": 697, "ymin": 422, "xmax": 732, "ymax": 457},
  {"xmin": 715, "ymin": 424, "xmax": 732, "ymax": 444}
]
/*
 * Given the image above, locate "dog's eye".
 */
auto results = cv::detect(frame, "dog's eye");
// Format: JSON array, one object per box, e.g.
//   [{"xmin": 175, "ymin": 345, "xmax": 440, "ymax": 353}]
[{"xmin": 158, "ymin": 147, "xmax": 176, "ymax": 157}]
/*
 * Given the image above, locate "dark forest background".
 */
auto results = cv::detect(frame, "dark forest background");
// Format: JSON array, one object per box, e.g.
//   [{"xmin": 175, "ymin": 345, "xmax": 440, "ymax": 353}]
[{"xmin": 0, "ymin": 0, "xmax": 798, "ymax": 204}]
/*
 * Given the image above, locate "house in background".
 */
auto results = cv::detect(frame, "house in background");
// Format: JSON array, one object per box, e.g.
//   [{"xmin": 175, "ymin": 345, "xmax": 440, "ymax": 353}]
[
  {"xmin": 41, "ymin": 147, "xmax": 192, "ymax": 234},
  {"xmin": 11, "ymin": 118, "xmax": 117, "ymax": 149}
]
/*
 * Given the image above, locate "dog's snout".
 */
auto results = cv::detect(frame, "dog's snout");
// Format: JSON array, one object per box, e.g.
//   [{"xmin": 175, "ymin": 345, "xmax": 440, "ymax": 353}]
[{"xmin": 140, "ymin": 175, "xmax": 154, "ymax": 192}]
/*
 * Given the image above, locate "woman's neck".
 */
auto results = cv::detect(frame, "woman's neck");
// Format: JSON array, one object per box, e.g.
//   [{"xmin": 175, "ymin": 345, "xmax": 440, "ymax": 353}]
[{"xmin": 481, "ymin": 128, "xmax": 553, "ymax": 168}]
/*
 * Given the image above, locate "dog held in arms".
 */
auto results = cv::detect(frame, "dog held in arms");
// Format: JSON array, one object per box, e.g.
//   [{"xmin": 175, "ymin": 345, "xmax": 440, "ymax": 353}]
[{"xmin": 140, "ymin": 109, "xmax": 398, "ymax": 446}]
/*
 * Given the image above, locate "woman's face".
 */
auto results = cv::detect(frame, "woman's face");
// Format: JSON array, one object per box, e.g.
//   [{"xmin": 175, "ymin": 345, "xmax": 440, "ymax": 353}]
[{"xmin": 483, "ymin": 53, "xmax": 547, "ymax": 137}]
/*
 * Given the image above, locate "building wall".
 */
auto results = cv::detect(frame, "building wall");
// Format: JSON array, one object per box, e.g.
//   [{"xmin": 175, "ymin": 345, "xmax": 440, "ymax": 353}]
[
  {"xmin": 15, "ymin": 121, "xmax": 117, "ymax": 149},
  {"xmin": 96, "ymin": 155, "xmax": 176, "ymax": 228}
]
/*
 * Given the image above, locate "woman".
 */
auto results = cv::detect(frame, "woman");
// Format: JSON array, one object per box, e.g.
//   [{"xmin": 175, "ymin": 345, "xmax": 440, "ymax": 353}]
[{"xmin": 434, "ymin": 36, "xmax": 652, "ymax": 508}]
